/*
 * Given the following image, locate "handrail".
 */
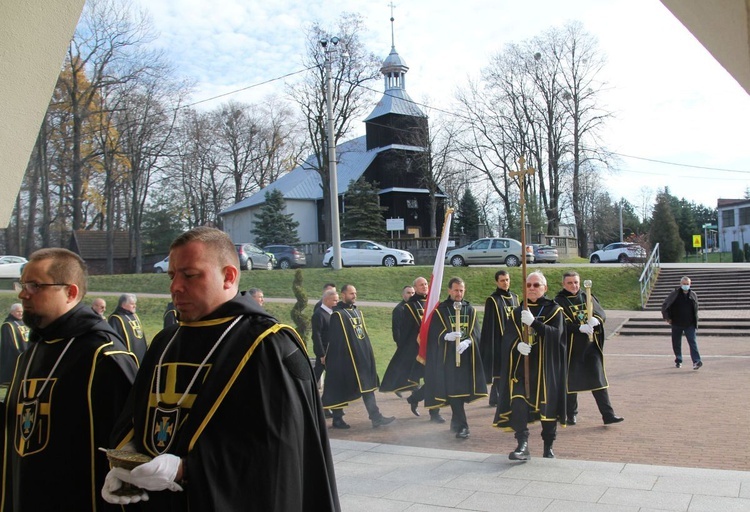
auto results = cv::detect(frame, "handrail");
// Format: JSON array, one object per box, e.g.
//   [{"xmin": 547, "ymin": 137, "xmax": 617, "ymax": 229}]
[{"xmin": 639, "ymin": 243, "xmax": 661, "ymax": 309}]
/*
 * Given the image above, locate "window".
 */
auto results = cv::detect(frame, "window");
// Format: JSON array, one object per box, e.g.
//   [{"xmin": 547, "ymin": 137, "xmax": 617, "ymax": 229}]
[
  {"xmin": 491, "ymin": 239, "xmax": 509, "ymax": 249},
  {"xmin": 740, "ymin": 207, "xmax": 750, "ymax": 225},
  {"xmin": 722, "ymin": 209, "xmax": 736, "ymax": 227},
  {"xmin": 406, "ymin": 198, "xmax": 418, "ymax": 209},
  {"xmin": 471, "ymin": 240, "xmax": 491, "ymax": 250}
]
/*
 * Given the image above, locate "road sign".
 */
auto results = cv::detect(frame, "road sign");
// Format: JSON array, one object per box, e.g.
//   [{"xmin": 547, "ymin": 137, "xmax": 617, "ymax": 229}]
[{"xmin": 692, "ymin": 235, "xmax": 702, "ymax": 248}]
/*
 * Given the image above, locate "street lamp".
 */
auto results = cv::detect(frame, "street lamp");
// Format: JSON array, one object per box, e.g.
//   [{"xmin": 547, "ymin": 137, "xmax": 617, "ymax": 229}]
[{"xmin": 320, "ymin": 37, "xmax": 342, "ymax": 270}]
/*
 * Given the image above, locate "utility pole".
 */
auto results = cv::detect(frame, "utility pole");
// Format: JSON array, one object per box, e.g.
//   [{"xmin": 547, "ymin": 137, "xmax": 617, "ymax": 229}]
[{"xmin": 321, "ymin": 37, "xmax": 342, "ymax": 270}]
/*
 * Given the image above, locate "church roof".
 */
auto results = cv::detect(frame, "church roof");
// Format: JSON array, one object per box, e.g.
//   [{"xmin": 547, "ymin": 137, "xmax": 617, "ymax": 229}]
[
  {"xmin": 219, "ymin": 136, "xmax": 377, "ymax": 215},
  {"xmin": 364, "ymin": 87, "xmax": 425, "ymax": 121}
]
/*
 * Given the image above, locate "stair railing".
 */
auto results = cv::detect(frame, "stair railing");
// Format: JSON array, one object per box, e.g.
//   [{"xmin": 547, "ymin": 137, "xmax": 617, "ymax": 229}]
[{"xmin": 639, "ymin": 243, "xmax": 660, "ymax": 310}]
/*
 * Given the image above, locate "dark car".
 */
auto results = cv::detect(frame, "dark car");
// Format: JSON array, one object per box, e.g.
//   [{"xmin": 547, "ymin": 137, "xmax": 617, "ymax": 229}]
[
  {"xmin": 235, "ymin": 243, "xmax": 276, "ymax": 271},
  {"xmin": 531, "ymin": 244, "xmax": 559, "ymax": 263},
  {"xmin": 263, "ymin": 245, "xmax": 307, "ymax": 270}
]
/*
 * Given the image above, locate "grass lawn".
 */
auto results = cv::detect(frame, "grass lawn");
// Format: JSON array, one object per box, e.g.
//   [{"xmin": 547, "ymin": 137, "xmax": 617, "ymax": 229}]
[{"xmin": 0, "ymin": 263, "xmax": 646, "ymax": 378}]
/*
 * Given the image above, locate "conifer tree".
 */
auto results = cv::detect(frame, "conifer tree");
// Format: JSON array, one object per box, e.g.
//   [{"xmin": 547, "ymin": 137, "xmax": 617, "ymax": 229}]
[
  {"xmin": 649, "ymin": 192, "xmax": 684, "ymax": 262},
  {"xmin": 291, "ymin": 269, "xmax": 309, "ymax": 341},
  {"xmin": 455, "ymin": 189, "xmax": 481, "ymax": 240},
  {"xmin": 252, "ymin": 189, "xmax": 300, "ymax": 246},
  {"xmin": 341, "ymin": 178, "xmax": 386, "ymax": 239}
]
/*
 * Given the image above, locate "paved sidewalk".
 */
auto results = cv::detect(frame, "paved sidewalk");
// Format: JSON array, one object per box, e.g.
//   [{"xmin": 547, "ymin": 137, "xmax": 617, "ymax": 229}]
[{"xmin": 326, "ymin": 311, "xmax": 750, "ymax": 510}]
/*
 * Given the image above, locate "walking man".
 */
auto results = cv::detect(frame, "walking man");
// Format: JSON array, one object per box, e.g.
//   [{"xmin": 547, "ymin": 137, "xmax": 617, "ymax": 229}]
[
  {"xmin": 661, "ymin": 275, "xmax": 703, "ymax": 370},
  {"xmin": 0, "ymin": 303, "xmax": 29, "ymax": 383},
  {"xmin": 555, "ymin": 271, "xmax": 623, "ymax": 425},
  {"xmin": 392, "ymin": 285, "xmax": 415, "ymax": 345},
  {"xmin": 108, "ymin": 293, "xmax": 148, "ymax": 364},
  {"xmin": 480, "ymin": 270, "xmax": 519, "ymax": 407},
  {"xmin": 311, "ymin": 288, "xmax": 338, "ymax": 387}
]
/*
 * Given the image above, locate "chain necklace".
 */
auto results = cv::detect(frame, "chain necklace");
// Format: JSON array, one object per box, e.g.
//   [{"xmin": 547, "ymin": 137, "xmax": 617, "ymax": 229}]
[
  {"xmin": 340, "ymin": 307, "xmax": 365, "ymax": 340},
  {"xmin": 152, "ymin": 316, "xmax": 242, "ymax": 453},
  {"xmin": 20, "ymin": 337, "xmax": 76, "ymax": 440}
]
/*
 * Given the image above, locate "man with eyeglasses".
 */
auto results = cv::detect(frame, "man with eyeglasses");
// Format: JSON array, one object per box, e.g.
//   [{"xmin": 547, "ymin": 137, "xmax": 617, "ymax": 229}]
[
  {"xmin": 108, "ymin": 293, "xmax": 148, "ymax": 364},
  {"xmin": 493, "ymin": 271, "xmax": 567, "ymax": 460},
  {"xmin": 1, "ymin": 248, "xmax": 138, "ymax": 512},
  {"xmin": 0, "ymin": 303, "xmax": 29, "ymax": 384}
]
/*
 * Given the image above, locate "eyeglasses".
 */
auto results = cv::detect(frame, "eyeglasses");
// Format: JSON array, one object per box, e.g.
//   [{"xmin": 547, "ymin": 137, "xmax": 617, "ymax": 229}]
[
  {"xmin": 14, "ymin": 282, "xmax": 70, "ymax": 294},
  {"xmin": 526, "ymin": 282, "xmax": 544, "ymax": 288}
]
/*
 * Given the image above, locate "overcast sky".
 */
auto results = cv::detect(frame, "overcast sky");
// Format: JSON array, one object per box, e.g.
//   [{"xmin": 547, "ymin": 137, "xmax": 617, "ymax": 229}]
[{"xmin": 132, "ymin": 0, "xmax": 750, "ymax": 212}]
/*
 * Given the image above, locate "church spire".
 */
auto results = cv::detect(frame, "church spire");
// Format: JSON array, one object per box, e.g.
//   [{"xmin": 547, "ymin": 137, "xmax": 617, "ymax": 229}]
[{"xmin": 381, "ymin": 3, "xmax": 408, "ymax": 91}]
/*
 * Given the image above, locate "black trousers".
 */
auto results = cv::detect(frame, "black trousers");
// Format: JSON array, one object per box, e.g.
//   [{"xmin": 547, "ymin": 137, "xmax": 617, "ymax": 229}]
[
  {"xmin": 567, "ymin": 389, "xmax": 614, "ymax": 418},
  {"xmin": 449, "ymin": 399, "xmax": 467, "ymax": 429},
  {"xmin": 332, "ymin": 391, "xmax": 381, "ymax": 421},
  {"xmin": 313, "ymin": 357, "xmax": 325, "ymax": 384},
  {"xmin": 510, "ymin": 397, "xmax": 557, "ymax": 443}
]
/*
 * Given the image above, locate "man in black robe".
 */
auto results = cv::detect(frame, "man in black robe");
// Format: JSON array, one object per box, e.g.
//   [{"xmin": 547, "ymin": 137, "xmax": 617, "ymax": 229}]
[
  {"xmin": 480, "ymin": 270, "xmax": 519, "ymax": 407},
  {"xmin": 423, "ymin": 277, "xmax": 487, "ymax": 439},
  {"xmin": 163, "ymin": 301, "xmax": 179, "ymax": 328},
  {"xmin": 104, "ymin": 227, "xmax": 340, "ymax": 511},
  {"xmin": 494, "ymin": 271, "xmax": 567, "ymax": 460},
  {"xmin": 1, "ymin": 248, "xmax": 137, "ymax": 512},
  {"xmin": 391, "ymin": 285, "xmax": 415, "ymax": 345},
  {"xmin": 322, "ymin": 284, "xmax": 394, "ymax": 430},
  {"xmin": 108, "ymin": 293, "xmax": 148, "ymax": 364},
  {"xmin": 0, "ymin": 303, "xmax": 29, "ymax": 384},
  {"xmin": 555, "ymin": 271, "xmax": 623, "ymax": 426},
  {"xmin": 311, "ymin": 289, "xmax": 338, "ymax": 386},
  {"xmin": 381, "ymin": 277, "xmax": 444, "ymax": 422}
]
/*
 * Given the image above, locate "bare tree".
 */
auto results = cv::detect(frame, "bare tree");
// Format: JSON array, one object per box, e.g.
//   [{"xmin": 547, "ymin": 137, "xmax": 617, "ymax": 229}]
[{"xmin": 288, "ymin": 13, "xmax": 381, "ymax": 243}]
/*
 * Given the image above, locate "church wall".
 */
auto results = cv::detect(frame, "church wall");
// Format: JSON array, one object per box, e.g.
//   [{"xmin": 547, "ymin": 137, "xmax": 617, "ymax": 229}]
[{"xmin": 221, "ymin": 199, "xmax": 319, "ymax": 244}]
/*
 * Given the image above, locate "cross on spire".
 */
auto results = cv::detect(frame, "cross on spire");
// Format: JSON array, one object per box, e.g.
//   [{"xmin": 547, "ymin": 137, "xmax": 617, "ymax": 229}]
[{"xmin": 389, "ymin": 2, "xmax": 397, "ymax": 47}]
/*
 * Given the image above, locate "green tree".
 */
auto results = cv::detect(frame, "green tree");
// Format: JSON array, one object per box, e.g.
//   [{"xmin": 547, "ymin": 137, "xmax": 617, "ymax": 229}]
[
  {"xmin": 341, "ymin": 178, "xmax": 386, "ymax": 239},
  {"xmin": 290, "ymin": 269, "xmax": 309, "ymax": 341},
  {"xmin": 455, "ymin": 189, "xmax": 481, "ymax": 240},
  {"xmin": 251, "ymin": 189, "xmax": 300, "ymax": 246},
  {"xmin": 649, "ymin": 192, "xmax": 684, "ymax": 262}
]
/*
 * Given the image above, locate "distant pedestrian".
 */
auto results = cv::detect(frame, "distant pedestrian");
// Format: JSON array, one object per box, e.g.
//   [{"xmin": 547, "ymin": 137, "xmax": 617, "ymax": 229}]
[
  {"xmin": 661, "ymin": 276, "xmax": 703, "ymax": 370},
  {"xmin": 108, "ymin": 293, "xmax": 148, "ymax": 364},
  {"xmin": 248, "ymin": 288, "xmax": 265, "ymax": 307},
  {"xmin": 392, "ymin": 285, "xmax": 415, "ymax": 345},
  {"xmin": 314, "ymin": 283, "xmax": 336, "ymax": 314},
  {"xmin": 91, "ymin": 297, "xmax": 107, "ymax": 318},
  {"xmin": 311, "ymin": 289, "xmax": 339, "ymax": 386},
  {"xmin": 0, "ymin": 303, "xmax": 29, "ymax": 383}
]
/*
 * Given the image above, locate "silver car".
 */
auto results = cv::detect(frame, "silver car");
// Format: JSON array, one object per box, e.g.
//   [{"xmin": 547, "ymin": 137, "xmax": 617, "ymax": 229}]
[{"xmin": 445, "ymin": 238, "xmax": 534, "ymax": 267}]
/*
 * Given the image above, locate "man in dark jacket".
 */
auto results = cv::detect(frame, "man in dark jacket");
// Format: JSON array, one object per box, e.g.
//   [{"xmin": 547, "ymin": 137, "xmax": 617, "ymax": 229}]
[
  {"xmin": 480, "ymin": 270, "xmax": 519, "ymax": 407},
  {"xmin": 2, "ymin": 248, "xmax": 138, "ymax": 512},
  {"xmin": 661, "ymin": 275, "xmax": 703, "ymax": 370},
  {"xmin": 391, "ymin": 285, "xmax": 415, "ymax": 345},
  {"xmin": 555, "ymin": 271, "xmax": 623, "ymax": 425},
  {"xmin": 494, "ymin": 271, "xmax": 566, "ymax": 460},
  {"xmin": 311, "ymin": 288, "xmax": 338, "ymax": 386},
  {"xmin": 103, "ymin": 227, "xmax": 340, "ymax": 511}
]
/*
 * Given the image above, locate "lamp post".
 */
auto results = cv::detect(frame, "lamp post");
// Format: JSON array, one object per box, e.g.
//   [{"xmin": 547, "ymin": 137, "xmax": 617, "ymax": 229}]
[{"xmin": 321, "ymin": 37, "xmax": 342, "ymax": 270}]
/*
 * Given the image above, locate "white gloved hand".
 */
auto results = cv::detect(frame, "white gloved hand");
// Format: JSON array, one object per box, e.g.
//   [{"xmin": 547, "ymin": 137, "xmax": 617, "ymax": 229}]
[
  {"xmin": 579, "ymin": 324, "xmax": 594, "ymax": 336},
  {"xmin": 101, "ymin": 469, "xmax": 150, "ymax": 504},
  {"xmin": 444, "ymin": 331, "xmax": 461, "ymax": 342},
  {"xmin": 457, "ymin": 339, "xmax": 471, "ymax": 354},
  {"xmin": 588, "ymin": 317, "xmax": 601, "ymax": 327},
  {"xmin": 521, "ymin": 309, "xmax": 534, "ymax": 326},
  {"xmin": 517, "ymin": 341, "xmax": 531, "ymax": 355},
  {"xmin": 115, "ymin": 453, "xmax": 183, "ymax": 492}
]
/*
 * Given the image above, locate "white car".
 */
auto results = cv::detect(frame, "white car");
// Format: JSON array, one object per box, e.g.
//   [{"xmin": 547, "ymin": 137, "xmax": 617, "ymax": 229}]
[
  {"xmin": 589, "ymin": 242, "xmax": 646, "ymax": 263},
  {"xmin": 322, "ymin": 240, "xmax": 414, "ymax": 267},
  {"xmin": 153, "ymin": 256, "xmax": 169, "ymax": 273},
  {"xmin": 0, "ymin": 255, "xmax": 27, "ymax": 279}
]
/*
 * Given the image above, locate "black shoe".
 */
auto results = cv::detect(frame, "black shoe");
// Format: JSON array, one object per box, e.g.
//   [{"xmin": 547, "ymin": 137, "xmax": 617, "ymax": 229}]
[
  {"xmin": 455, "ymin": 427, "xmax": 470, "ymax": 439},
  {"xmin": 509, "ymin": 440, "xmax": 530, "ymax": 461},
  {"xmin": 603, "ymin": 415, "xmax": 624, "ymax": 425},
  {"xmin": 407, "ymin": 396, "xmax": 420, "ymax": 417},
  {"xmin": 332, "ymin": 419, "xmax": 350, "ymax": 429},
  {"xmin": 372, "ymin": 415, "xmax": 395, "ymax": 428},
  {"xmin": 566, "ymin": 415, "xmax": 577, "ymax": 426},
  {"xmin": 675, "ymin": 361, "xmax": 682, "ymax": 368},
  {"xmin": 429, "ymin": 413, "xmax": 446, "ymax": 424},
  {"xmin": 693, "ymin": 361, "xmax": 703, "ymax": 370},
  {"xmin": 543, "ymin": 444, "xmax": 555, "ymax": 458}
]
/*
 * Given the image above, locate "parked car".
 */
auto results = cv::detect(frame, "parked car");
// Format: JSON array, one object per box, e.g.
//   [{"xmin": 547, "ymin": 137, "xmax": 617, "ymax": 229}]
[
  {"xmin": 445, "ymin": 238, "xmax": 534, "ymax": 267},
  {"xmin": 322, "ymin": 240, "xmax": 414, "ymax": 267},
  {"xmin": 589, "ymin": 242, "xmax": 646, "ymax": 263},
  {"xmin": 235, "ymin": 243, "xmax": 276, "ymax": 270},
  {"xmin": 263, "ymin": 244, "xmax": 307, "ymax": 270},
  {"xmin": 531, "ymin": 244, "xmax": 559, "ymax": 263},
  {"xmin": 153, "ymin": 256, "xmax": 169, "ymax": 273},
  {"xmin": 0, "ymin": 255, "xmax": 27, "ymax": 279}
]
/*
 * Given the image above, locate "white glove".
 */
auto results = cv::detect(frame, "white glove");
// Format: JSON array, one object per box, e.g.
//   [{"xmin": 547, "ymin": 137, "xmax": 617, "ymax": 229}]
[
  {"xmin": 579, "ymin": 324, "xmax": 594, "ymax": 335},
  {"xmin": 114, "ymin": 453, "xmax": 183, "ymax": 492},
  {"xmin": 588, "ymin": 317, "xmax": 601, "ymax": 327},
  {"xmin": 521, "ymin": 309, "xmax": 534, "ymax": 326},
  {"xmin": 517, "ymin": 341, "xmax": 531, "ymax": 355},
  {"xmin": 444, "ymin": 331, "xmax": 461, "ymax": 342},
  {"xmin": 102, "ymin": 470, "xmax": 150, "ymax": 504},
  {"xmin": 457, "ymin": 339, "xmax": 471, "ymax": 354}
]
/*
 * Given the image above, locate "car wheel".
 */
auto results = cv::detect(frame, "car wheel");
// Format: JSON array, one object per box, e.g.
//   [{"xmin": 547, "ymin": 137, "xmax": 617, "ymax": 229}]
[
  {"xmin": 279, "ymin": 259, "xmax": 291, "ymax": 270},
  {"xmin": 155, "ymin": 267, "xmax": 163, "ymax": 274},
  {"xmin": 450, "ymin": 255, "xmax": 465, "ymax": 267},
  {"xmin": 617, "ymin": 253, "xmax": 629, "ymax": 263},
  {"xmin": 590, "ymin": 255, "xmax": 600, "ymax": 263},
  {"xmin": 383, "ymin": 255, "xmax": 397, "ymax": 267},
  {"xmin": 505, "ymin": 255, "xmax": 520, "ymax": 267},
  {"xmin": 247, "ymin": 259, "xmax": 253, "ymax": 271},
  {"xmin": 266, "ymin": 261, "xmax": 274, "ymax": 271}
]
